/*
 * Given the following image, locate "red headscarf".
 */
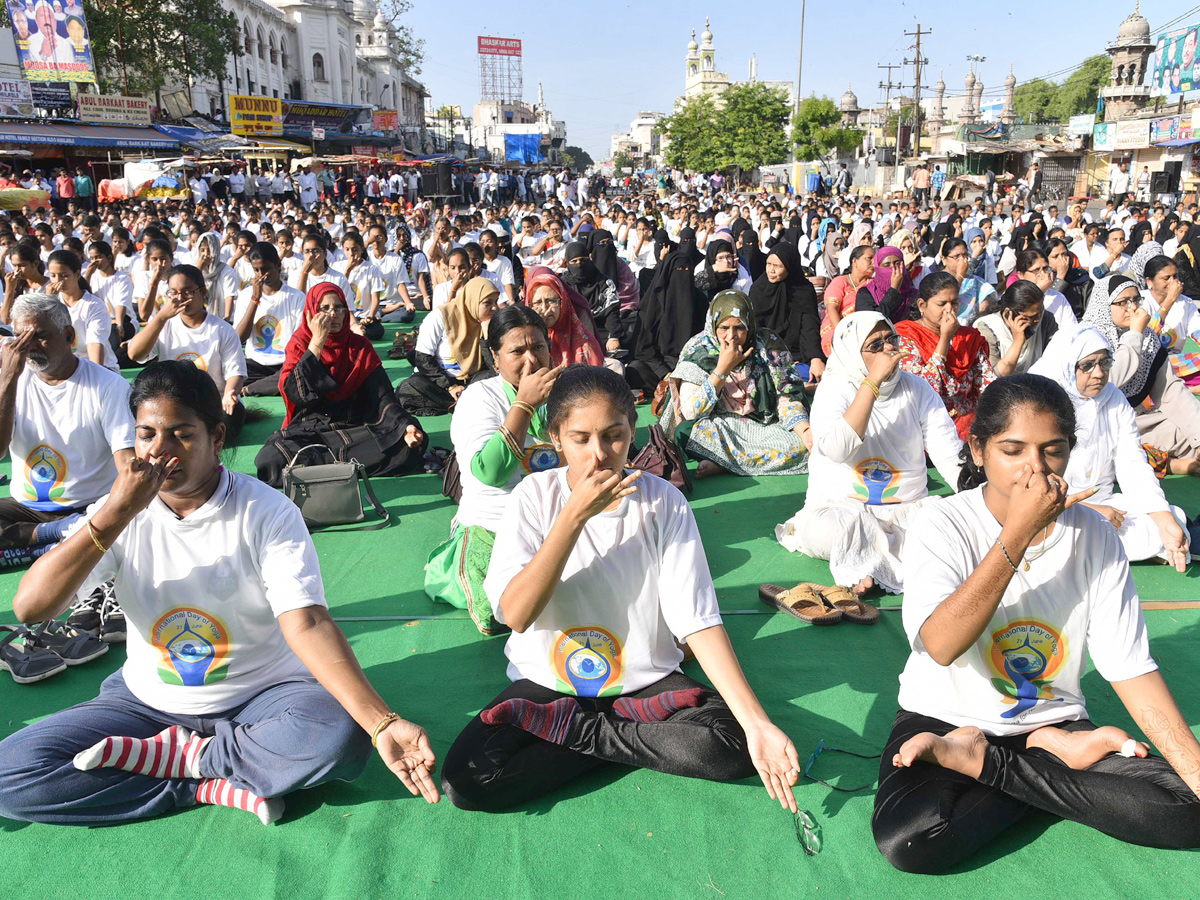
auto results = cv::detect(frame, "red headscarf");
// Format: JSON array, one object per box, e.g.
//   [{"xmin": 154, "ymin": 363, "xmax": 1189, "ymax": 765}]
[
  {"xmin": 522, "ymin": 266, "xmax": 604, "ymax": 367},
  {"xmin": 280, "ymin": 283, "xmax": 382, "ymax": 426}
]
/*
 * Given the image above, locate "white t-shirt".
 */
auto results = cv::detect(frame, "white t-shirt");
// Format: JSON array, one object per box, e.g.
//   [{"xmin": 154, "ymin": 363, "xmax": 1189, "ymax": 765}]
[
  {"xmin": 233, "ymin": 282, "xmax": 305, "ymax": 366},
  {"xmin": 205, "ymin": 264, "xmax": 241, "ymax": 318},
  {"xmin": 134, "ymin": 313, "xmax": 247, "ymax": 393},
  {"xmin": 90, "ymin": 270, "xmax": 138, "ymax": 335},
  {"xmin": 366, "ymin": 251, "xmax": 410, "ymax": 302},
  {"xmin": 897, "ymin": 487, "xmax": 1156, "ymax": 735},
  {"xmin": 805, "ymin": 373, "xmax": 962, "ymax": 508},
  {"xmin": 65, "ymin": 292, "xmax": 118, "ymax": 371},
  {"xmin": 1142, "ymin": 288, "xmax": 1200, "ymax": 354},
  {"xmin": 484, "ymin": 469, "xmax": 723, "ymax": 696},
  {"xmin": 9, "ymin": 359, "xmax": 135, "ymax": 511},
  {"xmin": 452, "ymin": 377, "xmax": 559, "ymax": 531},
  {"xmin": 332, "ymin": 260, "xmax": 385, "ymax": 316},
  {"xmin": 75, "ymin": 469, "xmax": 324, "ymax": 715},
  {"xmin": 484, "ymin": 255, "xmax": 515, "ymax": 289},
  {"xmin": 1043, "ymin": 287, "xmax": 1078, "ymax": 330}
]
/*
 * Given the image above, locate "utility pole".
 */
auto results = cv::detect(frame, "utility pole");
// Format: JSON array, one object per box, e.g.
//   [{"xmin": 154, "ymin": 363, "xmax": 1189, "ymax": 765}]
[
  {"xmin": 904, "ymin": 24, "xmax": 930, "ymax": 157},
  {"xmin": 878, "ymin": 64, "xmax": 901, "ymax": 149},
  {"xmin": 794, "ymin": 0, "xmax": 807, "ymax": 119}
]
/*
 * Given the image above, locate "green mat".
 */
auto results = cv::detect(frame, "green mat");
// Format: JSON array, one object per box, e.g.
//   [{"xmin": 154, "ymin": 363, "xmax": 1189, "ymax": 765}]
[{"xmin": 1, "ymin": 321, "xmax": 1199, "ymax": 898}]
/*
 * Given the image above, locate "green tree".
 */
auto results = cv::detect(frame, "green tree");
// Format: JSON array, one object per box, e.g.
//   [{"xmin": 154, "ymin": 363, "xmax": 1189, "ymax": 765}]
[
  {"xmin": 612, "ymin": 151, "xmax": 633, "ymax": 173},
  {"xmin": 1013, "ymin": 56, "xmax": 1110, "ymax": 123},
  {"xmin": 1013, "ymin": 78, "xmax": 1057, "ymax": 122},
  {"xmin": 78, "ymin": 0, "xmax": 240, "ymax": 96},
  {"xmin": 721, "ymin": 81, "xmax": 791, "ymax": 175},
  {"xmin": 376, "ymin": 0, "xmax": 426, "ymax": 74},
  {"xmin": 659, "ymin": 93, "xmax": 723, "ymax": 172},
  {"xmin": 792, "ymin": 96, "xmax": 863, "ymax": 168},
  {"xmin": 564, "ymin": 146, "xmax": 595, "ymax": 170}
]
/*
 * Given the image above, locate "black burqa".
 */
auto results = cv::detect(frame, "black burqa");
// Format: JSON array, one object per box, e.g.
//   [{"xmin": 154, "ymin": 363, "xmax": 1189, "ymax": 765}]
[
  {"xmin": 747, "ymin": 242, "xmax": 823, "ymax": 364},
  {"xmin": 677, "ymin": 227, "xmax": 703, "ymax": 266},
  {"xmin": 561, "ymin": 240, "xmax": 618, "ymax": 318},
  {"xmin": 585, "ymin": 228, "xmax": 620, "ymax": 282},
  {"xmin": 630, "ymin": 248, "xmax": 708, "ymax": 386},
  {"xmin": 738, "ymin": 229, "xmax": 768, "ymax": 281},
  {"xmin": 694, "ymin": 239, "xmax": 738, "ymax": 299}
]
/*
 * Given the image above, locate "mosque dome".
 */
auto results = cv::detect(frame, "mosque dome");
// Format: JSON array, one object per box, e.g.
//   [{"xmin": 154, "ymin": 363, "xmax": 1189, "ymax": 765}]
[
  {"xmin": 839, "ymin": 85, "xmax": 859, "ymax": 111},
  {"xmin": 700, "ymin": 18, "xmax": 713, "ymax": 47},
  {"xmin": 373, "ymin": 9, "xmax": 386, "ymax": 29},
  {"xmin": 687, "ymin": 29, "xmax": 698, "ymax": 52},
  {"xmin": 351, "ymin": 0, "xmax": 377, "ymax": 24},
  {"xmin": 935, "ymin": 72, "xmax": 946, "ymax": 92},
  {"xmin": 1115, "ymin": 6, "xmax": 1151, "ymax": 45}
]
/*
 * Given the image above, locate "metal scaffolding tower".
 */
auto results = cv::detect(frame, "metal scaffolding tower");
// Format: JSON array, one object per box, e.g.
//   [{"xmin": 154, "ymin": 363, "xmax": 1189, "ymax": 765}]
[{"xmin": 478, "ymin": 44, "xmax": 523, "ymax": 104}]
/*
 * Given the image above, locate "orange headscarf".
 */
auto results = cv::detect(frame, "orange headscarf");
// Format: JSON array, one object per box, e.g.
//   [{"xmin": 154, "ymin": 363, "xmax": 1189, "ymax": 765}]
[{"xmin": 523, "ymin": 266, "xmax": 603, "ymax": 367}]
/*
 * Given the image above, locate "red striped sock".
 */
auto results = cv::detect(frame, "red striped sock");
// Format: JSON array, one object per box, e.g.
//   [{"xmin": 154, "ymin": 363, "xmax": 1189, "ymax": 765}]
[
  {"xmin": 195, "ymin": 778, "xmax": 284, "ymax": 825},
  {"xmin": 480, "ymin": 696, "xmax": 580, "ymax": 744},
  {"xmin": 73, "ymin": 726, "xmax": 211, "ymax": 779},
  {"xmin": 613, "ymin": 688, "xmax": 704, "ymax": 723}
]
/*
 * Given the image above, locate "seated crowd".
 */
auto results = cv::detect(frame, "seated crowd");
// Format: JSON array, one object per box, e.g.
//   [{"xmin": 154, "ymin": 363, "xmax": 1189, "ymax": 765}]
[{"xmin": 0, "ymin": 175, "xmax": 1196, "ymax": 875}]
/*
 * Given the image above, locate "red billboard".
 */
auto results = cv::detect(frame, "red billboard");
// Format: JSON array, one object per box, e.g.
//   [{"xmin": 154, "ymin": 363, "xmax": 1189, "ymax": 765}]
[{"xmin": 477, "ymin": 36, "xmax": 522, "ymax": 57}]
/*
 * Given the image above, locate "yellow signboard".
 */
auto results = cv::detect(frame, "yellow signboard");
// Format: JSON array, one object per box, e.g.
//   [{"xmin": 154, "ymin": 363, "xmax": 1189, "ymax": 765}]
[{"xmin": 229, "ymin": 93, "xmax": 283, "ymax": 137}]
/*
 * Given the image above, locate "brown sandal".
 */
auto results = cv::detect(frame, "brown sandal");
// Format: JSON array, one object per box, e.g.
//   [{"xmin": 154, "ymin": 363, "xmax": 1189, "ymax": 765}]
[
  {"xmin": 819, "ymin": 585, "xmax": 880, "ymax": 625},
  {"xmin": 759, "ymin": 583, "xmax": 843, "ymax": 625}
]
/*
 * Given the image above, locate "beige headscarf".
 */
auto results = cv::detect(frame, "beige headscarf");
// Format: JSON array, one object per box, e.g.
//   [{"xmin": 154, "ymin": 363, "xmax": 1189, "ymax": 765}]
[
  {"xmin": 823, "ymin": 311, "xmax": 902, "ymax": 401},
  {"xmin": 440, "ymin": 276, "xmax": 498, "ymax": 381}
]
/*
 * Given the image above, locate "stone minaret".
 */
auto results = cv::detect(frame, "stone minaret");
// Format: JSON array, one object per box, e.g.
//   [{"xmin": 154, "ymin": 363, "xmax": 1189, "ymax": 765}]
[{"xmin": 1000, "ymin": 66, "xmax": 1017, "ymax": 125}]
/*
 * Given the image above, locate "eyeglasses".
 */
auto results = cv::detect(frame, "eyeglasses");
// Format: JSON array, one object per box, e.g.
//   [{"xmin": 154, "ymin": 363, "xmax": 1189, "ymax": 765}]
[
  {"xmin": 166, "ymin": 288, "xmax": 203, "ymax": 300},
  {"xmin": 863, "ymin": 333, "xmax": 902, "ymax": 353},
  {"xmin": 795, "ymin": 809, "xmax": 823, "ymax": 856},
  {"xmin": 804, "ymin": 739, "xmax": 880, "ymax": 792},
  {"xmin": 943, "ymin": 252, "xmax": 968, "ymax": 261},
  {"xmin": 1109, "ymin": 297, "xmax": 1141, "ymax": 311},
  {"xmin": 529, "ymin": 297, "xmax": 561, "ymax": 310},
  {"xmin": 714, "ymin": 253, "xmax": 735, "ymax": 264},
  {"xmin": 1076, "ymin": 355, "xmax": 1114, "ymax": 374},
  {"xmin": 1024, "ymin": 265, "xmax": 1051, "ymax": 276}
]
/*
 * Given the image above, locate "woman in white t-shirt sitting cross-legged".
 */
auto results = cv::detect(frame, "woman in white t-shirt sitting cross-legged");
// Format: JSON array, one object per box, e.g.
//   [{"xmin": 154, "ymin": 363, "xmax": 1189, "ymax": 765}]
[
  {"xmin": 441, "ymin": 365, "xmax": 801, "ymax": 813},
  {"xmin": 0, "ymin": 361, "xmax": 441, "ymax": 827},
  {"xmin": 873, "ymin": 374, "xmax": 1200, "ymax": 874}
]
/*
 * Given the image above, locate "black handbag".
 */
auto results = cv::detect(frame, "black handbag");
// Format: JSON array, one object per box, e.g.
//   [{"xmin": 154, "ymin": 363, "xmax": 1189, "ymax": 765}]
[{"xmin": 282, "ymin": 444, "xmax": 390, "ymax": 531}]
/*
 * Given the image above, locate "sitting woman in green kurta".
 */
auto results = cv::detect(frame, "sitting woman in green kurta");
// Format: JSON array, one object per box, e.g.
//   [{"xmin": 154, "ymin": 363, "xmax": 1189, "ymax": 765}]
[
  {"xmin": 425, "ymin": 305, "xmax": 564, "ymax": 635},
  {"xmin": 662, "ymin": 290, "xmax": 812, "ymax": 478}
]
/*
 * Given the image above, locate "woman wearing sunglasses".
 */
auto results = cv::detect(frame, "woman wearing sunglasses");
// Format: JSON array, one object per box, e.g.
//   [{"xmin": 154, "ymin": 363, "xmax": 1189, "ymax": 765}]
[
  {"xmin": 1085, "ymin": 274, "xmax": 1200, "ymax": 477},
  {"xmin": 1029, "ymin": 324, "xmax": 1189, "ymax": 566},
  {"xmin": 776, "ymin": 312, "xmax": 963, "ymax": 597}
]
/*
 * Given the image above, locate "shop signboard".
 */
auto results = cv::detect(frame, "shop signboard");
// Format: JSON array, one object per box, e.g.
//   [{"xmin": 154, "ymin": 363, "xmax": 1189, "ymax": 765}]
[
  {"xmin": 0, "ymin": 78, "xmax": 33, "ymax": 116},
  {"xmin": 1114, "ymin": 119, "xmax": 1150, "ymax": 150},
  {"xmin": 78, "ymin": 93, "xmax": 151, "ymax": 125},
  {"xmin": 229, "ymin": 93, "xmax": 283, "ymax": 136},
  {"xmin": 1093, "ymin": 122, "xmax": 1116, "ymax": 152},
  {"xmin": 1068, "ymin": 113, "xmax": 1096, "ymax": 137}
]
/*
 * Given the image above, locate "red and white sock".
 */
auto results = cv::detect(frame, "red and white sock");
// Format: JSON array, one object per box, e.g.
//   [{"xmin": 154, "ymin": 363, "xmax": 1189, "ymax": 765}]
[
  {"xmin": 195, "ymin": 778, "xmax": 284, "ymax": 825},
  {"xmin": 73, "ymin": 725, "xmax": 211, "ymax": 780}
]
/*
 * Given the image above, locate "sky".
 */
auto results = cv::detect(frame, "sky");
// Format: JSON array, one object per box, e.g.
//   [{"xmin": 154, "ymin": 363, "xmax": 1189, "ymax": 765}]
[{"xmin": 403, "ymin": 1, "xmax": 1191, "ymax": 160}]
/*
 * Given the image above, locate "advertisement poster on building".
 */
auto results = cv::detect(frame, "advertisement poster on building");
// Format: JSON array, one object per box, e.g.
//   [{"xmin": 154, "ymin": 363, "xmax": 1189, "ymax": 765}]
[
  {"xmin": 1151, "ymin": 116, "xmax": 1181, "ymax": 144},
  {"xmin": 0, "ymin": 79, "xmax": 34, "ymax": 116},
  {"xmin": 1093, "ymin": 122, "xmax": 1116, "ymax": 152},
  {"xmin": 350, "ymin": 145, "xmax": 377, "ymax": 158},
  {"xmin": 78, "ymin": 93, "xmax": 151, "ymax": 125},
  {"xmin": 30, "ymin": 81, "xmax": 71, "ymax": 108},
  {"xmin": 1068, "ymin": 114, "xmax": 1096, "ymax": 137},
  {"xmin": 372, "ymin": 110, "xmax": 398, "ymax": 132},
  {"xmin": 7, "ymin": 0, "xmax": 96, "ymax": 83},
  {"xmin": 229, "ymin": 93, "xmax": 283, "ymax": 136},
  {"xmin": 1114, "ymin": 119, "xmax": 1150, "ymax": 150},
  {"xmin": 1150, "ymin": 23, "xmax": 1199, "ymax": 98}
]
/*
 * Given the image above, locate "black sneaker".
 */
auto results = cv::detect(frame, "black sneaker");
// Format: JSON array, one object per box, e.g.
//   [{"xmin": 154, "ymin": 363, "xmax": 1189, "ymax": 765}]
[
  {"xmin": 66, "ymin": 586, "xmax": 103, "ymax": 634},
  {"xmin": 67, "ymin": 581, "xmax": 125, "ymax": 643}
]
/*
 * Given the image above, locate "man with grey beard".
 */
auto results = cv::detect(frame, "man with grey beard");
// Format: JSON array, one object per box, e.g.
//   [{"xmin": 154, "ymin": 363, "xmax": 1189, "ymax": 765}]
[{"xmin": 0, "ymin": 293, "xmax": 134, "ymax": 556}]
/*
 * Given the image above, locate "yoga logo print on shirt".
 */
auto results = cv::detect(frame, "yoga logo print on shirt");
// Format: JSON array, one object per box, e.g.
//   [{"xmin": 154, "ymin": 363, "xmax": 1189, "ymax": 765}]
[
  {"xmin": 988, "ymin": 619, "xmax": 1068, "ymax": 719},
  {"xmin": 20, "ymin": 443, "xmax": 67, "ymax": 506},
  {"xmin": 151, "ymin": 607, "xmax": 231, "ymax": 687},
  {"xmin": 252, "ymin": 314, "xmax": 282, "ymax": 355},
  {"xmin": 551, "ymin": 626, "xmax": 624, "ymax": 698},
  {"xmin": 347, "ymin": 281, "xmax": 363, "ymax": 311},
  {"xmin": 850, "ymin": 457, "xmax": 901, "ymax": 505},
  {"xmin": 175, "ymin": 351, "xmax": 208, "ymax": 371},
  {"xmin": 521, "ymin": 443, "xmax": 560, "ymax": 475}
]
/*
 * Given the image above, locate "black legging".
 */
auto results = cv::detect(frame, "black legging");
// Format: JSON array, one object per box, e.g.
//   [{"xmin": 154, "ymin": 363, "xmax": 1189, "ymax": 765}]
[
  {"xmin": 243, "ymin": 359, "xmax": 283, "ymax": 396},
  {"xmin": 441, "ymin": 671, "xmax": 755, "ymax": 812},
  {"xmin": 872, "ymin": 709, "xmax": 1200, "ymax": 874}
]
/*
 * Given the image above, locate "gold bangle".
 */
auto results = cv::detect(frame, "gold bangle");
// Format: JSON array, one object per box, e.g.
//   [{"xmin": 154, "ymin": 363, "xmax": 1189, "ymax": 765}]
[
  {"xmin": 371, "ymin": 712, "xmax": 401, "ymax": 748},
  {"xmin": 86, "ymin": 520, "xmax": 109, "ymax": 554},
  {"xmin": 511, "ymin": 399, "xmax": 537, "ymax": 418},
  {"xmin": 861, "ymin": 378, "xmax": 880, "ymax": 399}
]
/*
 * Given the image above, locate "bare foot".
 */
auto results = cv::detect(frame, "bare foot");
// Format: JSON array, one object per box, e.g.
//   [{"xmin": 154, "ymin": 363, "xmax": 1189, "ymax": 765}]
[
  {"xmin": 1168, "ymin": 456, "xmax": 1200, "ymax": 476},
  {"xmin": 695, "ymin": 460, "xmax": 724, "ymax": 479},
  {"xmin": 893, "ymin": 726, "xmax": 988, "ymax": 779},
  {"xmin": 1026, "ymin": 725, "xmax": 1149, "ymax": 770},
  {"xmin": 854, "ymin": 576, "xmax": 874, "ymax": 596}
]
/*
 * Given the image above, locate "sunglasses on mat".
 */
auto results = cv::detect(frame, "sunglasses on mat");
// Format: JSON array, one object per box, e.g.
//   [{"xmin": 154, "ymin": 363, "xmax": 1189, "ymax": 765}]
[{"xmin": 804, "ymin": 739, "xmax": 880, "ymax": 792}]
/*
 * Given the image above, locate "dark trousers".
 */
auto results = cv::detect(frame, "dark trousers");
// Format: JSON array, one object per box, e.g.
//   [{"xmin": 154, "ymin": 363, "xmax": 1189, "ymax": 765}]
[
  {"xmin": 441, "ymin": 671, "xmax": 754, "ymax": 812},
  {"xmin": 0, "ymin": 671, "xmax": 369, "ymax": 825},
  {"xmin": 243, "ymin": 359, "xmax": 283, "ymax": 396},
  {"xmin": 0, "ymin": 498, "xmax": 83, "ymax": 550},
  {"xmin": 871, "ymin": 709, "xmax": 1200, "ymax": 874}
]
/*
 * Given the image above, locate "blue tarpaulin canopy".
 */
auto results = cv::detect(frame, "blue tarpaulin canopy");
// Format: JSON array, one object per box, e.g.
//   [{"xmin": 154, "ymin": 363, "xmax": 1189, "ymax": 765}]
[
  {"xmin": 0, "ymin": 121, "xmax": 177, "ymax": 149},
  {"xmin": 504, "ymin": 133, "xmax": 542, "ymax": 164},
  {"xmin": 1156, "ymin": 137, "xmax": 1200, "ymax": 147}
]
